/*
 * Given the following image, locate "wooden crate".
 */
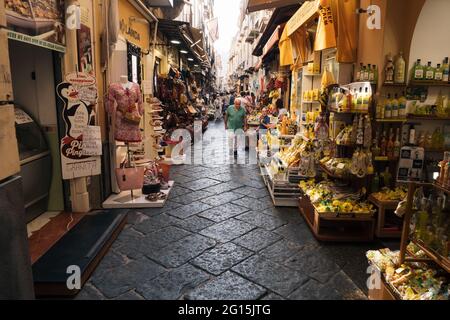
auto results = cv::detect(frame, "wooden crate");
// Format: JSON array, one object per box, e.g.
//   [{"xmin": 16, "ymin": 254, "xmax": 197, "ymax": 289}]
[
  {"xmin": 298, "ymin": 194, "xmax": 375, "ymax": 242},
  {"xmin": 368, "ymin": 195, "xmax": 402, "ymax": 238}
]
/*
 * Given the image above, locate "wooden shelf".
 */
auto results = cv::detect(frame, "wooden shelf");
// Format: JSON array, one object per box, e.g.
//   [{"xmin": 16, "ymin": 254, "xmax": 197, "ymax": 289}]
[
  {"xmin": 407, "ymin": 114, "xmax": 450, "ymax": 121},
  {"xmin": 368, "ymin": 194, "xmax": 402, "ymax": 239},
  {"xmin": 328, "ymin": 107, "xmax": 369, "ymax": 114},
  {"xmin": 375, "ymin": 118, "xmax": 407, "ymax": 123},
  {"xmin": 407, "ymin": 239, "xmax": 450, "ymax": 273},
  {"xmin": 382, "ymin": 82, "xmax": 407, "ymax": 87},
  {"xmin": 399, "ymin": 181, "xmax": 450, "ymax": 274},
  {"xmin": 409, "ymin": 80, "xmax": 450, "ymax": 87}
]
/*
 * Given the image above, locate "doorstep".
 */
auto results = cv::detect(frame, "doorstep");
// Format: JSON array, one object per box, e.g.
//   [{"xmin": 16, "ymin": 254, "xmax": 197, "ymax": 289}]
[
  {"xmin": 32, "ymin": 209, "xmax": 128, "ymax": 297},
  {"xmin": 28, "ymin": 212, "xmax": 87, "ymax": 265}
]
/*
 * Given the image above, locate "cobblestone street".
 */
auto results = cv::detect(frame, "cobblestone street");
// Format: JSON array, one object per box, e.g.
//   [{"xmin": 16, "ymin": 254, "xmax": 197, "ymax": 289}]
[{"xmin": 78, "ymin": 121, "xmax": 387, "ymax": 300}]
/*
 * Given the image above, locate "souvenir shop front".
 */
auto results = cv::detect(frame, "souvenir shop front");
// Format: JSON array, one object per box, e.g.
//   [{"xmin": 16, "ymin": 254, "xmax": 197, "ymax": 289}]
[
  {"xmin": 102, "ymin": 0, "xmax": 176, "ymax": 209},
  {"xmin": 254, "ymin": 0, "xmax": 449, "ymax": 300}
]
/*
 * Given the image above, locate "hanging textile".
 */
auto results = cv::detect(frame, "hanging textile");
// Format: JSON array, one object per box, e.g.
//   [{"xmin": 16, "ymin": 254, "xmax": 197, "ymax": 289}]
[
  {"xmin": 279, "ymin": 26, "xmax": 294, "ymax": 67},
  {"xmin": 335, "ymin": 0, "xmax": 358, "ymax": 63},
  {"xmin": 314, "ymin": 0, "xmax": 337, "ymax": 51}
]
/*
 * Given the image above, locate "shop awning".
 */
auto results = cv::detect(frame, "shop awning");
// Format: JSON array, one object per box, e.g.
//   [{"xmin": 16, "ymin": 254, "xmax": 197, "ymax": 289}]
[
  {"xmin": 245, "ymin": 0, "xmax": 303, "ymax": 13},
  {"xmin": 285, "ymin": 0, "xmax": 319, "ymax": 37},
  {"xmin": 262, "ymin": 25, "xmax": 282, "ymax": 58},
  {"xmin": 157, "ymin": 19, "xmax": 204, "ymax": 63},
  {"xmin": 252, "ymin": 4, "xmax": 301, "ymax": 57}
]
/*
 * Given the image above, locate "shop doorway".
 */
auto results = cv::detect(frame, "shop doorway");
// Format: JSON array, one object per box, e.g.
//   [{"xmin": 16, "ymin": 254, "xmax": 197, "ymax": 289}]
[{"xmin": 8, "ymin": 40, "xmax": 68, "ymax": 222}]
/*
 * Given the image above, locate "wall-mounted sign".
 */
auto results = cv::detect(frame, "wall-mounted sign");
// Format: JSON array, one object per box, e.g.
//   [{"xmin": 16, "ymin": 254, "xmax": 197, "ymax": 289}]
[
  {"xmin": 4, "ymin": 0, "xmax": 65, "ymax": 49},
  {"xmin": 7, "ymin": 30, "xmax": 65, "ymax": 52},
  {"xmin": 286, "ymin": 0, "xmax": 319, "ymax": 37},
  {"xmin": 56, "ymin": 72, "xmax": 101, "ymax": 180},
  {"xmin": 120, "ymin": 18, "xmax": 141, "ymax": 42}
]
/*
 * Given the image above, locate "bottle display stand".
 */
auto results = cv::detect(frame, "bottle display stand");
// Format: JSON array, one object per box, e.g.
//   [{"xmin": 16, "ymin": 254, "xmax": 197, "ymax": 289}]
[{"xmin": 102, "ymin": 181, "xmax": 174, "ymax": 209}]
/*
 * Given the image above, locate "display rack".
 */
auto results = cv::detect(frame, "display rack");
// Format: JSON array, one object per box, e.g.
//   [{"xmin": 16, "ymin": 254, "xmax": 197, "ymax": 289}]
[
  {"xmin": 103, "ymin": 181, "xmax": 175, "ymax": 209},
  {"xmin": 260, "ymin": 164, "xmax": 300, "ymax": 207},
  {"xmin": 399, "ymin": 181, "xmax": 450, "ymax": 273},
  {"xmin": 298, "ymin": 192, "xmax": 375, "ymax": 242}
]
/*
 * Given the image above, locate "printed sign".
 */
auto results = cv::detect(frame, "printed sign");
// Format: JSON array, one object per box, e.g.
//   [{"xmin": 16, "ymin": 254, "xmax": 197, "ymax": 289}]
[
  {"xmin": 14, "ymin": 108, "xmax": 34, "ymax": 125},
  {"xmin": 141, "ymin": 79, "xmax": 152, "ymax": 95},
  {"xmin": 56, "ymin": 72, "xmax": 101, "ymax": 179},
  {"xmin": 81, "ymin": 125, "xmax": 102, "ymax": 156}
]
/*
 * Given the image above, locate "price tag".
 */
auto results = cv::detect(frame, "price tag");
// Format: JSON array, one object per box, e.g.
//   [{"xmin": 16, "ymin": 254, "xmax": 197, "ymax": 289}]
[{"xmin": 337, "ymin": 163, "xmax": 346, "ymax": 170}]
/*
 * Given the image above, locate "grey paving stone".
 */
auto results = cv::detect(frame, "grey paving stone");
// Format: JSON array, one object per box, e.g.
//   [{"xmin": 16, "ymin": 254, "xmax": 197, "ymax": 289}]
[
  {"xmin": 186, "ymin": 271, "xmax": 266, "ymax": 300},
  {"xmin": 92, "ymin": 250, "xmax": 128, "ymax": 278},
  {"xmin": 232, "ymin": 196, "xmax": 273, "ymax": 211},
  {"xmin": 115, "ymin": 226, "xmax": 145, "ymax": 245},
  {"xmin": 233, "ymin": 186, "xmax": 269, "ymax": 198},
  {"xmin": 205, "ymin": 181, "xmax": 244, "ymax": 194},
  {"xmin": 174, "ymin": 215, "xmax": 215, "ymax": 232},
  {"xmin": 273, "ymin": 223, "xmax": 318, "ymax": 246},
  {"xmin": 287, "ymin": 278, "xmax": 339, "ymax": 300},
  {"xmin": 137, "ymin": 226, "xmax": 192, "ymax": 257},
  {"xmin": 260, "ymin": 293, "xmax": 285, "ymax": 300},
  {"xmin": 212, "ymin": 172, "xmax": 234, "ymax": 182},
  {"xmin": 232, "ymin": 255, "xmax": 308, "ymax": 297},
  {"xmin": 200, "ymin": 191, "xmax": 244, "ymax": 206},
  {"xmin": 75, "ymin": 283, "xmax": 106, "ymax": 300},
  {"xmin": 199, "ymin": 218, "xmax": 256, "ymax": 242},
  {"xmin": 191, "ymin": 243, "xmax": 253, "ymax": 276},
  {"xmin": 145, "ymin": 234, "xmax": 217, "ymax": 268},
  {"xmin": 133, "ymin": 214, "xmax": 179, "ymax": 235},
  {"xmin": 173, "ymin": 174, "xmax": 198, "ymax": 184},
  {"xmin": 283, "ymin": 245, "xmax": 340, "ymax": 284},
  {"xmin": 184, "ymin": 178, "xmax": 221, "ymax": 191},
  {"xmin": 126, "ymin": 211, "xmax": 149, "ymax": 226},
  {"xmin": 262, "ymin": 207, "xmax": 303, "ymax": 224},
  {"xmin": 167, "ymin": 201, "xmax": 212, "ymax": 219},
  {"xmin": 138, "ymin": 200, "xmax": 182, "ymax": 217},
  {"xmin": 169, "ymin": 185, "xmax": 192, "ymax": 198},
  {"xmin": 112, "ymin": 290, "xmax": 145, "ymax": 300},
  {"xmin": 233, "ymin": 228, "xmax": 282, "ymax": 252},
  {"xmin": 137, "ymin": 263, "xmax": 211, "ymax": 300},
  {"xmin": 198, "ymin": 203, "xmax": 249, "ymax": 222},
  {"xmin": 171, "ymin": 190, "xmax": 215, "ymax": 205},
  {"xmin": 328, "ymin": 270, "xmax": 368, "ymax": 300},
  {"xmin": 235, "ymin": 211, "xmax": 288, "ymax": 231},
  {"xmin": 91, "ymin": 257, "xmax": 166, "ymax": 299},
  {"xmin": 259, "ymin": 239, "xmax": 304, "ymax": 264}
]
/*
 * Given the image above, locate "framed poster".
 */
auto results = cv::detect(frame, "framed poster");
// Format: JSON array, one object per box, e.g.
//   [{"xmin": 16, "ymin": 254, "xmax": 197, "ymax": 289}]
[{"xmin": 77, "ymin": 23, "xmax": 93, "ymax": 74}]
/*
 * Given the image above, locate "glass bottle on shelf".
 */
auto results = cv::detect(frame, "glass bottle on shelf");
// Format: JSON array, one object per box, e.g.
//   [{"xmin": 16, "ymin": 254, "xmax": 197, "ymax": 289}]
[
  {"xmin": 391, "ymin": 93, "xmax": 399, "ymax": 118},
  {"xmin": 398, "ymin": 92, "xmax": 407, "ymax": 118},
  {"xmin": 385, "ymin": 54, "xmax": 395, "ymax": 83},
  {"xmin": 380, "ymin": 130, "xmax": 388, "ymax": 156},
  {"xmin": 372, "ymin": 134, "xmax": 381, "ymax": 157},
  {"xmin": 417, "ymin": 131, "xmax": 426, "ymax": 148},
  {"xmin": 416, "ymin": 197, "xmax": 429, "ymax": 241},
  {"xmin": 394, "ymin": 128, "xmax": 401, "ymax": 159},
  {"xmin": 435, "ymin": 63, "xmax": 443, "ymax": 81},
  {"xmin": 371, "ymin": 172, "xmax": 380, "ymax": 193},
  {"xmin": 369, "ymin": 64, "xmax": 375, "ymax": 82},
  {"xmin": 425, "ymin": 61, "xmax": 435, "ymax": 80},
  {"xmin": 387, "ymin": 128, "xmax": 395, "ymax": 160},
  {"xmin": 382, "ymin": 166, "xmax": 392, "ymax": 188},
  {"xmin": 373, "ymin": 65, "xmax": 378, "ymax": 84},
  {"xmin": 384, "ymin": 94, "xmax": 392, "ymax": 118},
  {"xmin": 443, "ymin": 57, "xmax": 449, "ymax": 82},
  {"xmin": 364, "ymin": 64, "xmax": 371, "ymax": 81},
  {"xmin": 439, "ymin": 152, "xmax": 450, "ymax": 185},
  {"xmin": 413, "ymin": 59, "xmax": 424, "ymax": 80},
  {"xmin": 409, "ymin": 124, "xmax": 416, "ymax": 145},
  {"xmin": 394, "ymin": 51, "xmax": 406, "ymax": 84},
  {"xmin": 356, "ymin": 63, "xmax": 363, "ymax": 82}
]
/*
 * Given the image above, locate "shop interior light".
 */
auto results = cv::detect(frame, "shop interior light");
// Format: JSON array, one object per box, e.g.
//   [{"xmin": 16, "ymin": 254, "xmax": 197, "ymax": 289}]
[
  {"xmin": 187, "ymin": 58, "xmax": 194, "ymax": 61},
  {"xmin": 180, "ymin": 50, "xmax": 188, "ymax": 54},
  {"xmin": 171, "ymin": 40, "xmax": 181, "ymax": 44}
]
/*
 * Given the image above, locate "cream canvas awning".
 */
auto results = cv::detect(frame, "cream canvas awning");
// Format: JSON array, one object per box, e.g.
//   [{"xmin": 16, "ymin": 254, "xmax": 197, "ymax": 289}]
[{"xmin": 286, "ymin": 0, "xmax": 319, "ymax": 36}]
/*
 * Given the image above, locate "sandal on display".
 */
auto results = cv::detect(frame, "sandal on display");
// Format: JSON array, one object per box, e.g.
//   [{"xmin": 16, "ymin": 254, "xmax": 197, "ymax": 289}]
[{"xmin": 145, "ymin": 192, "xmax": 167, "ymax": 202}]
